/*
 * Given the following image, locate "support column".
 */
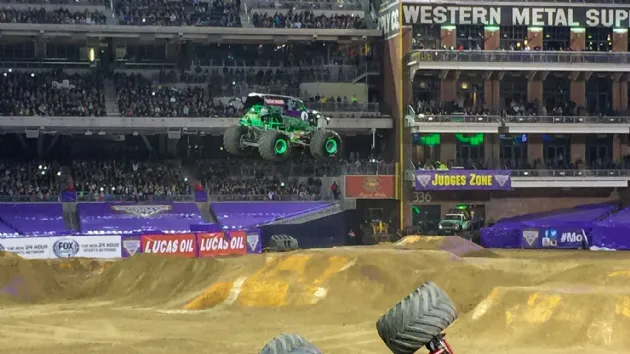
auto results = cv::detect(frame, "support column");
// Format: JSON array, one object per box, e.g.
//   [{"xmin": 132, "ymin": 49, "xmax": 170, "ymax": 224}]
[
  {"xmin": 613, "ymin": 30, "xmax": 628, "ymax": 112},
  {"xmin": 527, "ymin": 27, "xmax": 543, "ymax": 49},
  {"xmin": 570, "ymin": 134, "xmax": 586, "ymax": 163},
  {"xmin": 527, "ymin": 134, "xmax": 544, "ymax": 167},
  {"xmin": 439, "ymin": 134, "xmax": 456, "ymax": 163},
  {"xmin": 484, "ymin": 27, "xmax": 500, "ymax": 109},
  {"xmin": 401, "ymin": 25, "xmax": 414, "ymax": 229},
  {"xmin": 569, "ymin": 28, "xmax": 587, "ymax": 111},
  {"xmin": 440, "ymin": 26, "xmax": 457, "ymax": 103},
  {"xmin": 613, "ymin": 134, "xmax": 629, "ymax": 162}
]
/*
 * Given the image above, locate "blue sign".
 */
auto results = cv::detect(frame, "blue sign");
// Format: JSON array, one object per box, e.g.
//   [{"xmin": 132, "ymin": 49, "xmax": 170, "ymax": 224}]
[{"xmin": 541, "ymin": 229, "xmax": 558, "ymax": 248}]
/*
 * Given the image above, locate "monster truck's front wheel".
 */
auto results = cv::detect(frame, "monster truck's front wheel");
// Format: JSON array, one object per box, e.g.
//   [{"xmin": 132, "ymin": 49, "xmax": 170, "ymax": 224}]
[
  {"xmin": 223, "ymin": 125, "xmax": 253, "ymax": 156},
  {"xmin": 259, "ymin": 130, "xmax": 292, "ymax": 162},
  {"xmin": 310, "ymin": 130, "xmax": 341, "ymax": 160},
  {"xmin": 376, "ymin": 282, "xmax": 458, "ymax": 354}
]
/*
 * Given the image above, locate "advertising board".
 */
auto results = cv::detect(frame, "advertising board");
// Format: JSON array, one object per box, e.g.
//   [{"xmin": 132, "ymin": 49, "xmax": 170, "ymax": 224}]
[
  {"xmin": 49, "ymin": 235, "xmax": 122, "ymax": 259},
  {"xmin": 344, "ymin": 175, "xmax": 396, "ymax": 199},
  {"xmin": 401, "ymin": 4, "xmax": 630, "ymax": 27},
  {"xmin": 198, "ymin": 231, "xmax": 247, "ymax": 257},
  {"xmin": 0, "ymin": 237, "xmax": 51, "ymax": 259},
  {"xmin": 415, "ymin": 170, "xmax": 511, "ymax": 191},
  {"xmin": 141, "ymin": 234, "xmax": 197, "ymax": 258}
]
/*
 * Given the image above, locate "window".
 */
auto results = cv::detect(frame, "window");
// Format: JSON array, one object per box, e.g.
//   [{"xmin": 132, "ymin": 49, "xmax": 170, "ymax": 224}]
[
  {"xmin": 456, "ymin": 136, "xmax": 484, "ymax": 166},
  {"xmin": 543, "ymin": 136, "xmax": 570, "ymax": 168},
  {"xmin": 413, "ymin": 76, "xmax": 440, "ymax": 103},
  {"xmin": 586, "ymin": 76, "xmax": 612, "ymax": 114},
  {"xmin": 412, "ymin": 25, "xmax": 441, "ymax": 49},
  {"xmin": 45, "ymin": 43, "xmax": 81, "ymax": 60},
  {"xmin": 585, "ymin": 135, "xmax": 613, "ymax": 166},
  {"xmin": 0, "ymin": 42, "xmax": 35, "ymax": 59},
  {"xmin": 586, "ymin": 27, "xmax": 612, "ymax": 52},
  {"xmin": 543, "ymin": 27, "xmax": 570, "ymax": 50},
  {"xmin": 500, "ymin": 138, "xmax": 527, "ymax": 168},
  {"xmin": 543, "ymin": 76, "xmax": 570, "ymax": 112},
  {"xmin": 500, "ymin": 77, "xmax": 527, "ymax": 105},
  {"xmin": 456, "ymin": 25, "xmax": 484, "ymax": 50},
  {"xmin": 500, "ymin": 26, "xmax": 527, "ymax": 50},
  {"xmin": 126, "ymin": 44, "xmax": 166, "ymax": 61}
]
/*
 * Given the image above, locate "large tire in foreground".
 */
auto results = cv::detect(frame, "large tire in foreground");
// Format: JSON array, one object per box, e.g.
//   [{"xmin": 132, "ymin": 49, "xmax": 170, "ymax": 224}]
[
  {"xmin": 259, "ymin": 333, "xmax": 322, "ymax": 354},
  {"xmin": 259, "ymin": 130, "xmax": 292, "ymax": 162},
  {"xmin": 223, "ymin": 125, "xmax": 251, "ymax": 156},
  {"xmin": 376, "ymin": 281, "xmax": 458, "ymax": 354},
  {"xmin": 309, "ymin": 130, "xmax": 341, "ymax": 160}
]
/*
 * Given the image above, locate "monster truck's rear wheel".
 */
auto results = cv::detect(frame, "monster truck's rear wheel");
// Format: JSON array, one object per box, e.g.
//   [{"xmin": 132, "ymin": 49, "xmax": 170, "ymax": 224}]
[
  {"xmin": 376, "ymin": 282, "xmax": 458, "ymax": 354},
  {"xmin": 223, "ymin": 125, "xmax": 253, "ymax": 156},
  {"xmin": 310, "ymin": 130, "xmax": 341, "ymax": 160},
  {"xmin": 259, "ymin": 130, "xmax": 292, "ymax": 162},
  {"xmin": 259, "ymin": 333, "xmax": 322, "ymax": 354}
]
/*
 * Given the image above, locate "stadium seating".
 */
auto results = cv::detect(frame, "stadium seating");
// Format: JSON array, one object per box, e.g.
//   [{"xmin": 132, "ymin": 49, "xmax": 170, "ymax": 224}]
[{"xmin": 0, "ymin": 203, "xmax": 69, "ymax": 236}]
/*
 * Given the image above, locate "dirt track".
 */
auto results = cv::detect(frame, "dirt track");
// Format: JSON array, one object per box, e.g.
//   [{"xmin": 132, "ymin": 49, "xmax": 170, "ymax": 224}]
[{"xmin": 1, "ymin": 236, "xmax": 630, "ymax": 354}]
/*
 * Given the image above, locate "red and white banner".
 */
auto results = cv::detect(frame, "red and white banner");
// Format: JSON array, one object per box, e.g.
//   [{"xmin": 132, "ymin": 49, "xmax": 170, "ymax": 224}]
[
  {"xmin": 198, "ymin": 231, "xmax": 246, "ymax": 257},
  {"xmin": 141, "ymin": 234, "xmax": 196, "ymax": 258}
]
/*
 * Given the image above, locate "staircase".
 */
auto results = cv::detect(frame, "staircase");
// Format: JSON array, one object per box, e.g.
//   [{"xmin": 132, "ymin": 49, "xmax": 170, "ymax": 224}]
[
  {"xmin": 103, "ymin": 79, "xmax": 120, "ymax": 116},
  {"xmin": 197, "ymin": 201, "xmax": 218, "ymax": 223},
  {"xmin": 240, "ymin": 2, "xmax": 253, "ymax": 28},
  {"xmin": 269, "ymin": 200, "xmax": 356, "ymax": 225},
  {"xmin": 62, "ymin": 203, "xmax": 79, "ymax": 232}
]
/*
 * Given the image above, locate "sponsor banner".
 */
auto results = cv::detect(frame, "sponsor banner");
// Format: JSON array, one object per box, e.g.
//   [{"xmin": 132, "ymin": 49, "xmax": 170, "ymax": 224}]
[
  {"xmin": 401, "ymin": 4, "xmax": 630, "ymax": 28},
  {"xmin": 541, "ymin": 228, "xmax": 588, "ymax": 249},
  {"xmin": 121, "ymin": 235, "xmax": 142, "ymax": 258},
  {"xmin": 245, "ymin": 229, "xmax": 262, "ymax": 254},
  {"xmin": 415, "ymin": 170, "xmax": 511, "ymax": 191},
  {"xmin": 378, "ymin": 5, "xmax": 400, "ymax": 37},
  {"xmin": 521, "ymin": 229, "xmax": 541, "ymax": 249},
  {"xmin": 198, "ymin": 231, "xmax": 247, "ymax": 257},
  {"xmin": 344, "ymin": 175, "xmax": 396, "ymax": 199},
  {"xmin": 0, "ymin": 237, "xmax": 52, "ymax": 259},
  {"xmin": 49, "ymin": 235, "xmax": 122, "ymax": 259},
  {"xmin": 141, "ymin": 234, "xmax": 197, "ymax": 258}
]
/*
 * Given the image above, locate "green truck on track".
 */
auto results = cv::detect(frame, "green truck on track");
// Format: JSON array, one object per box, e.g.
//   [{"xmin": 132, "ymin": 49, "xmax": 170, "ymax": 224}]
[{"xmin": 223, "ymin": 93, "xmax": 342, "ymax": 162}]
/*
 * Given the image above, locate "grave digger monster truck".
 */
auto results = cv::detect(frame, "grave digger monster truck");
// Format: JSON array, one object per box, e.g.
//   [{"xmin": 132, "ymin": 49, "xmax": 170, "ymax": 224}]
[{"xmin": 223, "ymin": 93, "xmax": 342, "ymax": 162}]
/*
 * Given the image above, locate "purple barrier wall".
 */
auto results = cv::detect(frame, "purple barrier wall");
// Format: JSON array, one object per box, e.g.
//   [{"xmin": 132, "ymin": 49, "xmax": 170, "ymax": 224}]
[
  {"xmin": 78, "ymin": 203, "xmax": 203, "ymax": 234},
  {"xmin": 0, "ymin": 203, "xmax": 69, "ymax": 236},
  {"xmin": 211, "ymin": 202, "xmax": 332, "ymax": 229},
  {"xmin": 590, "ymin": 206, "xmax": 630, "ymax": 250}
]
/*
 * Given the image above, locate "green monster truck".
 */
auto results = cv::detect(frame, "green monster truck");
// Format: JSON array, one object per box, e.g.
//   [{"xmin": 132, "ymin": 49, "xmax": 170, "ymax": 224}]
[{"xmin": 223, "ymin": 93, "xmax": 342, "ymax": 162}]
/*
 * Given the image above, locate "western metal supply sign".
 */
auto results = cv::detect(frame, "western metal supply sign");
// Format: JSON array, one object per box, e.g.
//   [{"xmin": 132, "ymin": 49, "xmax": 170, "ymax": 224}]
[
  {"xmin": 415, "ymin": 170, "xmax": 512, "ymax": 191},
  {"xmin": 401, "ymin": 5, "xmax": 630, "ymax": 27}
]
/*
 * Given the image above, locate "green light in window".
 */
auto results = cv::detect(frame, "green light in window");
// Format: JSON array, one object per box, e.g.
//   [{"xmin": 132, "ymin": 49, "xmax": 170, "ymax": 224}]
[
  {"xmin": 455, "ymin": 133, "xmax": 484, "ymax": 146},
  {"xmin": 412, "ymin": 206, "xmax": 421, "ymax": 214},
  {"xmin": 416, "ymin": 133, "xmax": 441, "ymax": 146},
  {"xmin": 456, "ymin": 204, "xmax": 468, "ymax": 210}
]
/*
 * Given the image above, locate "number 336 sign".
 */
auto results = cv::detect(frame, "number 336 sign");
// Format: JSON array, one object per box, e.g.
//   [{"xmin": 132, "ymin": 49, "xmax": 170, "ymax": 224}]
[{"xmin": 412, "ymin": 192, "xmax": 432, "ymax": 203}]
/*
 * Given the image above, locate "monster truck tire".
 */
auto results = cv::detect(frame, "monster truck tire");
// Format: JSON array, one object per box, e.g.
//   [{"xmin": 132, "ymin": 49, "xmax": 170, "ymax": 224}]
[
  {"xmin": 259, "ymin": 333, "xmax": 322, "ymax": 354},
  {"xmin": 310, "ymin": 130, "xmax": 341, "ymax": 160},
  {"xmin": 259, "ymin": 130, "xmax": 292, "ymax": 162},
  {"xmin": 376, "ymin": 281, "xmax": 458, "ymax": 354},
  {"xmin": 223, "ymin": 125, "xmax": 251, "ymax": 156}
]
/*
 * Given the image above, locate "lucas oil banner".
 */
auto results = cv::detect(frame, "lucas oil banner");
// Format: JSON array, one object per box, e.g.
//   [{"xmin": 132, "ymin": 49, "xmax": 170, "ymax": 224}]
[
  {"xmin": 401, "ymin": 4, "xmax": 630, "ymax": 27},
  {"xmin": 415, "ymin": 170, "xmax": 511, "ymax": 191}
]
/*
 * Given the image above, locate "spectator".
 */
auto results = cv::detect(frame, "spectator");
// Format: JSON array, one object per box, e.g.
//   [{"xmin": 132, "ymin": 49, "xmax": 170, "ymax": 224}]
[
  {"xmin": 116, "ymin": 0, "xmax": 241, "ymax": 27},
  {"xmin": 252, "ymin": 10, "xmax": 365, "ymax": 29},
  {"xmin": 0, "ymin": 8, "xmax": 107, "ymax": 24},
  {"xmin": 0, "ymin": 69, "xmax": 106, "ymax": 117}
]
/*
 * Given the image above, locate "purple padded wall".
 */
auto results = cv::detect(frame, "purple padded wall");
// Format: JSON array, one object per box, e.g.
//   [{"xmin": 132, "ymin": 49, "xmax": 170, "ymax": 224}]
[
  {"xmin": 0, "ymin": 203, "xmax": 68, "ymax": 236},
  {"xmin": 78, "ymin": 203, "xmax": 203, "ymax": 234},
  {"xmin": 211, "ymin": 202, "xmax": 332, "ymax": 229}
]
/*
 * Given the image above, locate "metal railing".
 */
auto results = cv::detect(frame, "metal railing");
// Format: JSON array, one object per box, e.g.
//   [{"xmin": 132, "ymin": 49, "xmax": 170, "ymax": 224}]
[
  {"xmin": 510, "ymin": 169, "xmax": 630, "ymax": 177},
  {"xmin": 76, "ymin": 193, "xmax": 195, "ymax": 202},
  {"xmin": 0, "ymin": 0, "xmax": 107, "ymax": 5},
  {"xmin": 192, "ymin": 56, "xmax": 373, "ymax": 69},
  {"xmin": 409, "ymin": 50, "xmax": 630, "ymax": 65},
  {"xmin": 308, "ymin": 102, "xmax": 380, "ymax": 113},
  {"xmin": 0, "ymin": 195, "xmax": 60, "ymax": 202},
  {"xmin": 249, "ymin": 0, "xmax": 363, "ymax": 11},
  {"xmin": 410, "ymin": 114, "xmax": 630, "ymax": 124},
  {"xmin": 208, "ymin": 194, "xmax": 326, "ymax": 201}
]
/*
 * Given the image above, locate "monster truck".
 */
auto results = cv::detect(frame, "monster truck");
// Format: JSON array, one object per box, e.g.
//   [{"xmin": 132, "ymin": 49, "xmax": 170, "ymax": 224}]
[
  {"xmin": 223, "ymin": 93, "xmax": 342, "ymax": 162},
  {"xmin": 437, "ymin": 206, "xmax": 483, "ymax": 237}
]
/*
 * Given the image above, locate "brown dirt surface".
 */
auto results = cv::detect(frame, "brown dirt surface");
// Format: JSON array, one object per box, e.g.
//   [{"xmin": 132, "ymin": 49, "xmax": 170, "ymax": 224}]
[{"xmin": 0, "ymin": 245, "xmax": 629, "ymax": 354}]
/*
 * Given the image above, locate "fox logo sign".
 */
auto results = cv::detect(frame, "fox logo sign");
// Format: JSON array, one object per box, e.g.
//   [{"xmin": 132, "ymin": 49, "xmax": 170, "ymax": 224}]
[{"xmin": 561, "ymin": 232, "xmax": 584, "ymax": 243}]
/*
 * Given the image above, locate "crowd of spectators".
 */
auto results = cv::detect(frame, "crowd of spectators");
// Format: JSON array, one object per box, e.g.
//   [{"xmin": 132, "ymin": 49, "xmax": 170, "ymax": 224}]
[
  {"xmin": 0, "ymin": 7, "xmax": 107, "ymax": 24},
  {"xmin": 417, "ymin": 157, "xmax": 630, "ymax": 172},
  {"xmin": 115, "ymin": 0, "xmax": 241, "ymax": 27},
  {"xmin": 114, "ymin": 73, "xmax": 240, "ymax": 117},
  {"xmin": 0, "ymin": 69, "xmax": 106, "ymax": 117},
  {"xmin": 252, "ymin": 10, "xmax": 365, "ymax": 29},
  {"xmin": 0, "ymin": 161, "xmax": 61, "ymax": 200}
]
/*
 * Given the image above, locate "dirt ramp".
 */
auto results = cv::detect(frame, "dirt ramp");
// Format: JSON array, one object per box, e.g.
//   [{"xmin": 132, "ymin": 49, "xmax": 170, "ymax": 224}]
[
  {"xmin": 80, "ymin": 254, "xmax": 224, "ymax": 306},
  {"xmin": 0, "ymin": 252, "xmax": 65, "ymax": 304},
  {"xmin": 395, "ymin": 235, "xmax": 500, "ymax": 258},
  {"xmin": 452, "ymin": 285, "xmax": 630, "ymax": 350}
]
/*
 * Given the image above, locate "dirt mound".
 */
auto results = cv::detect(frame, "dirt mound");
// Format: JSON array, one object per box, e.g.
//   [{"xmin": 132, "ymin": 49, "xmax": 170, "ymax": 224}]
[
  {"xmin": 450, "ymin": 285, "xmax": 630, "ymax": 350},
  {"xmin": 80, "ymin": 254, "xmax": 225, "ymax": 306},
  {"xmin": 0, "ymin": 251, "xmax": 66, "ymax": 304},
  {"xmin": 394, "ymin": 235, "xmax": 501, "ymax": 258}
]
